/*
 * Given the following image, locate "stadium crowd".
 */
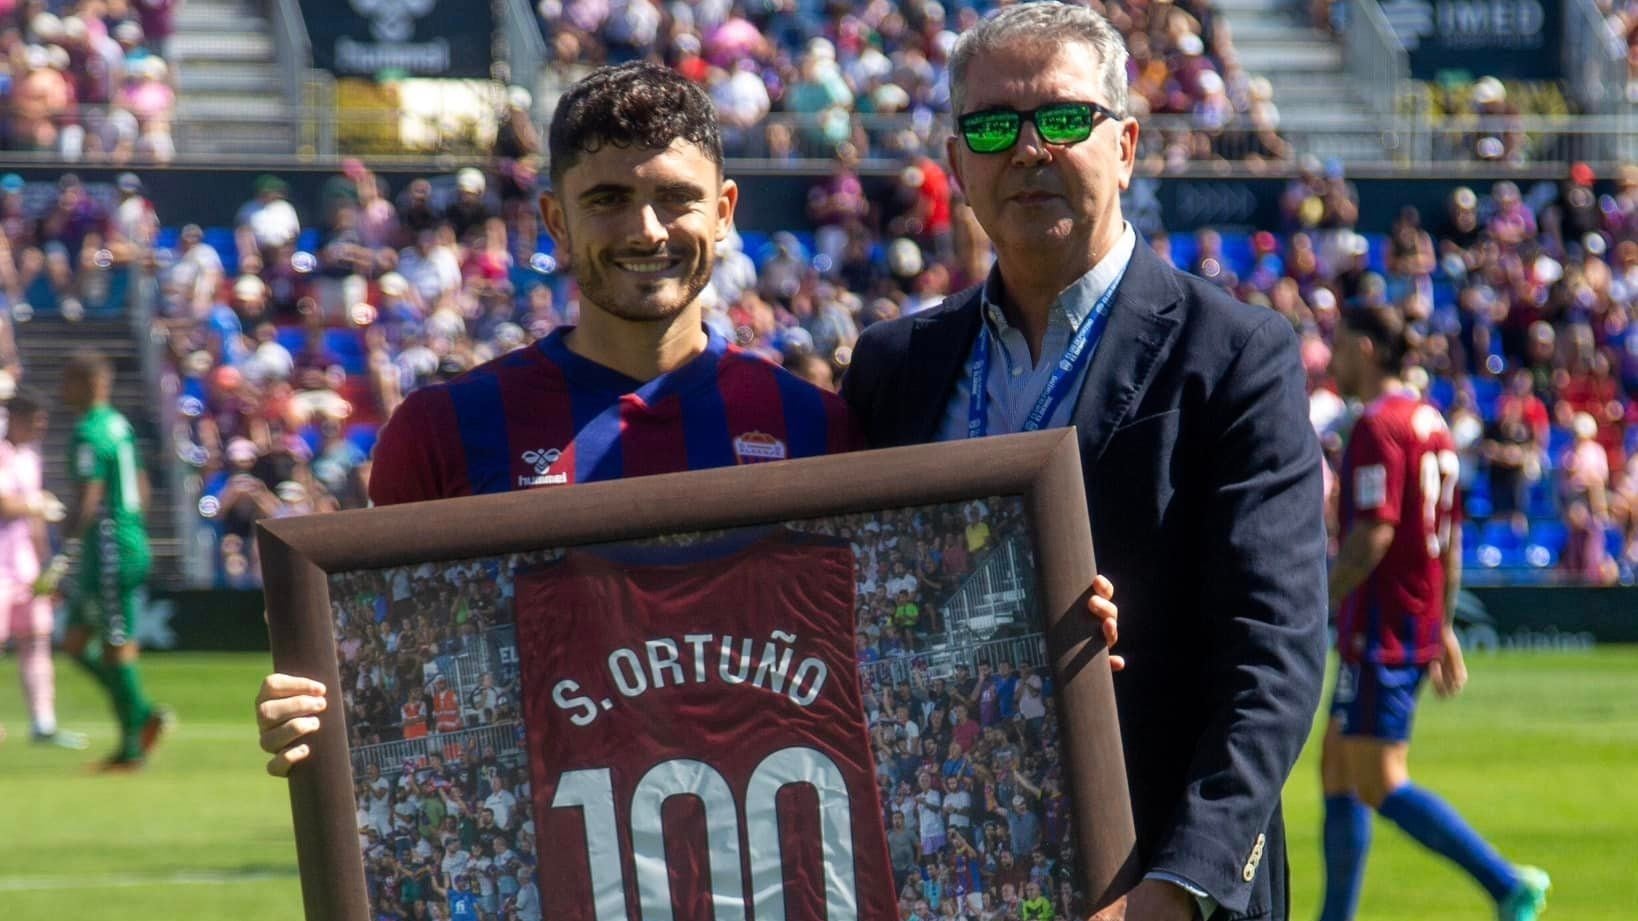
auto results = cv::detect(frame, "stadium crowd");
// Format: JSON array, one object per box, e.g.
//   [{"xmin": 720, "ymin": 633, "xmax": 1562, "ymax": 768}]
[
  {"xmin": 535, "ymin": 0, "xmax": 1290, "ymax": 168},
  {"xmin": 330, "ymin": 563, "xmax": 541, "ymax": 921},
  {"xmin": 4, "ymin": 1, "xmax": 179, "ymax": 163},
  {"xmin": 812, "ymin": 499, "xmax": 1028, "ymax": 662},
  {"xmin": 863, "ymin": 653, "xmax": 1082, "ymax": 920},
  {"xmin": 152, "ymin": 151, "xmax": 1638, "ymax": 590}
]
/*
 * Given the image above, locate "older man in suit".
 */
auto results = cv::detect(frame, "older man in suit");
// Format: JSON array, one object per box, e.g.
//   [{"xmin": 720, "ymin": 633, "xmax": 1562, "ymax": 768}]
[{"xmin": 842, "ymin": 5, "xmax": 1327, "ymax": 920}]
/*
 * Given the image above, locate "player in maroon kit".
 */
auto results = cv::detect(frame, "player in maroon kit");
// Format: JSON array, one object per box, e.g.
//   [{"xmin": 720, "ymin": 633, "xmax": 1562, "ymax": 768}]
[{"xmin": 1317, "ymin": 306, "xmax": 1548, "ymax": 921}]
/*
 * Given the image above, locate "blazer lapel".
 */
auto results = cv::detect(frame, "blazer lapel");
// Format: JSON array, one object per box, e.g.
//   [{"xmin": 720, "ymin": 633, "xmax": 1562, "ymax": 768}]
[
  {"xmin": 1073, "ymin": 241, "xmax": 1183, "ymax": 466},
  {"xmin": 902, "ymin": 288, "xmax": 983, "ymax": 444}
]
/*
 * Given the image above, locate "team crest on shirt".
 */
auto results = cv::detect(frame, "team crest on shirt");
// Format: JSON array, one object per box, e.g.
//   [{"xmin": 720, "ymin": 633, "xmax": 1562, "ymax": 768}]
[
  {"xmin": 733, "ymin": 431, "xmax": 787, "ymax": 464},
  {"xmin": 519, "ymin": 447, "xmax": 568, "ymax": 486}
]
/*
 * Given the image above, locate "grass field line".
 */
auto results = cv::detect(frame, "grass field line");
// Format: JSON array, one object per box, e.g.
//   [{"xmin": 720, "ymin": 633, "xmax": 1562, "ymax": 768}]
[
  {"xmin": 0, "ymin": 868, "xmax": 297, "ymax": 891},
  {"xmin": 6, "ymin": 721, "xmax": 260, "ymax": 742}
]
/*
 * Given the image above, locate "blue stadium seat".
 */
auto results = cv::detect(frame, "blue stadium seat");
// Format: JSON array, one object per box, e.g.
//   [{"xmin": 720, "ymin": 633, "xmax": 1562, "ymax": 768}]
[
  {"xmin": 1431, "ymin": 279, "xmax": 1456, "ymax": 310},
  {"xmin": 1366, "ymin": 234, "xmax": 1389, "ymax": 275},
  {"xmin": 737, "ymin": 230, "xmax": 768, "ymax": 260},
  {"xmin": 1525, "ymin": 520, "xmax": 1567, "ymax": 568},
  {"xmin": 1481, "ymin": 519, "xmax": 1524, "ymax": 549},
  {"xmin": 204, "ymin": 227, "xmax": 238, "ymax": 263},
  {"xmin": 1606, "ymin": 526, "xmax": 1626, "ymax": 563},
  {"xmin": 1626, "ymin": 425, "xmax": 1638, "ymax": 459},
  {"xmin": 1219, "ymin": 232, "xmax": 1253, "ymax": 276},
  {"xmin": 323, "ymin": 329, "xmax": 368, "ymax": 375},
  {"xmin": 276, "ymin": 326, "xmax": 305, "ymax": 354},
  {"xmin": 1427, "ymin": 376, "xmax": 1455, "ymax": 412},
  {"xmin": 1169, "ymin": 234, "xmax": 1199, "ymax": 272},
  {"xmin": 1472, "ymin": 377, "xmax": 1501, "ymax": 421},
  {"xmin": 1526, "ymin": 478, "xmax": 1557, "ymax": 519},
  {"xmin": 347, "ymin": 423, "xmax": 380, "ymax": 458},
  {"xmin": 1460, "ymin": 521, "xmax": 1481, "ymax": 567},
  {"xmin": 156, "ymin": 226, "xmax": 180, "ymax": 251},
  {"xmin": 1546, "ymin": 426, "xmax": 1574, "ymax": 466},
  {"xmin": 792, "ymin": 231, "xmax": 816, "ymax": 258},
  {"xmin": 1465, "ymin": 493, "xmax": 1492, "ymax": 522},
  {"xmin": 297, "ymin": 228, "xmax": 321, "ymax": 253}
]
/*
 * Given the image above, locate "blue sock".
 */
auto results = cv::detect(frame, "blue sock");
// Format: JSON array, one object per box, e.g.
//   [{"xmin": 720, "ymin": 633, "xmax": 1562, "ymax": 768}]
[
  {"xmin": 1318, "ymin": 794, "xmax": 1372, "ymax": 921},
  {"xmin": 1377, "ymin": 784, "xmax": 1518, "ymax": 901}
]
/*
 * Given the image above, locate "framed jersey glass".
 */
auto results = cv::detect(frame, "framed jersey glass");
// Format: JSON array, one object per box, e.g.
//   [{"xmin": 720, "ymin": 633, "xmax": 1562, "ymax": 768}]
[{"xmin": 260, "ymin": 429, "xmax": 1136, "ymax": 921}]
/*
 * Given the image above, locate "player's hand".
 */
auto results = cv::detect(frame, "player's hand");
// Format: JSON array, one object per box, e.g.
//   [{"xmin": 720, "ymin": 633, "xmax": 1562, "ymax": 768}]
[
  {"xmin": 1430, "ymin": 624, "xmax": 1467, "ymax": 698},
  {"xmin": 1087, "ymin": 878, "xmax": 1197, "ymax": 921},
  {"xmin": 256, "ymin": 673, "xmax": 328, "ymax": 776},
  {"xmin": 1088, "ymin": 574, "xmax": 1123, "ymax": 672}
]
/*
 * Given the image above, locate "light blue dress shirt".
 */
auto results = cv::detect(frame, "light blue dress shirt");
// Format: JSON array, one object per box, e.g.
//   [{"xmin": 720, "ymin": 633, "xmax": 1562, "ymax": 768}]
[{"xmin": 935, "ymin": 223, "xmax": 1138, "ymax": 441}]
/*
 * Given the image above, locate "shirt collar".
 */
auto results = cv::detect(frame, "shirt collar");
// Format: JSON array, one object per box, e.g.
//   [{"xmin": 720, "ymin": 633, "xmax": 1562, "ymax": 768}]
[{"xmin": 980, "ymin": 222, "xmax": 1138, "ymax": 334}]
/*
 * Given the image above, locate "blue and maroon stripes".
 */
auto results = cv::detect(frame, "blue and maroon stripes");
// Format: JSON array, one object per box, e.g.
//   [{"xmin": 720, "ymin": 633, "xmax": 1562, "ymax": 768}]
[{"xmin": 372, "ymin": 328, "xmax": 859, "ymax": 506}]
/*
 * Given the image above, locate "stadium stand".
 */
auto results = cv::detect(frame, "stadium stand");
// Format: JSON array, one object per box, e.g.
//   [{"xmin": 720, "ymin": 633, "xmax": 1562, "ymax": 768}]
[
  {"xmin": 4, "ymin": 3, "xmax": 178, "ymax": 163},
  {"xmin": 0, "ymin": 0, "xmax": 1628, "ymax": 593},
  {"xmin": 534, "ymin": 0, "xmax": 1293, "ymax": 166},
  {"xmin": 136, "ymin": 154, "xmax": 1638, "ymax": 590}
]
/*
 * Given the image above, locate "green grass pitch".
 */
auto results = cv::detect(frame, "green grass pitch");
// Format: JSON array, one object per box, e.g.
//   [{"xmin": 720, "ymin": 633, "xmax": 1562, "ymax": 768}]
[{"xmin": 1, "ymin": 648, "xmax": 1633, "ymax": 920}]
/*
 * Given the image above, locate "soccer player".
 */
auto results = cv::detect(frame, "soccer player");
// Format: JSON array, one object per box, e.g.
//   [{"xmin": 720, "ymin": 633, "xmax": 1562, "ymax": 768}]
[
  {"xmin": 0, "ymin": 389, "xmax": 86, "ymax": 749},
  {"xmin": 61, "ymin": 350, "xmax": 171, "ymax": 769},
  {"xmin": 1319, "ymin": 306, "xmax": 1549, "ymax": 921}
]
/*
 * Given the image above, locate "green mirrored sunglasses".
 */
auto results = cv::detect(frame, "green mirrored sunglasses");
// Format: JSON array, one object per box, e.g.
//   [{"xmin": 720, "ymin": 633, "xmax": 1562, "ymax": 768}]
[{"xmin": 956, "ymin": 101, "xmax": 1123, "ymax": 154}]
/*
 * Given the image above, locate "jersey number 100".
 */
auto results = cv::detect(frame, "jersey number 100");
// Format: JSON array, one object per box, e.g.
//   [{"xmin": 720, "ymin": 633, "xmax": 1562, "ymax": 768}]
[{"xmin": 551, "ymin": 745, "xmax": 861, "ymax": 920}]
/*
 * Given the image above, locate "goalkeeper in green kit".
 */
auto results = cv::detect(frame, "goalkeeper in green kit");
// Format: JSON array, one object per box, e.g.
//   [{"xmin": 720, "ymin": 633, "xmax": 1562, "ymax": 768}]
[{"xmin": 45, "ymin": 351, "xmax": 171, "ymax": 769}]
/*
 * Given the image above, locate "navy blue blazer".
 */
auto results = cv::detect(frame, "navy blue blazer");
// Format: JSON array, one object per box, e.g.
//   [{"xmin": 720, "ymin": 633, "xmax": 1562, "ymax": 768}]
[{"xmin": 842, "ymin": 240, "xmax": 1328, "ymax": 919}]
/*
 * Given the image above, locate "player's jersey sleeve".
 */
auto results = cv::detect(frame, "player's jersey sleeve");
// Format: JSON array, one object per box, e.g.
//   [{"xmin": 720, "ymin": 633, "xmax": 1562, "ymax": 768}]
[
  {"xmin": 368, "ymin": 387, "xmax": 468, "ymax": 506},
  {"xmin": 1347, "ymin": 411, "xmax": 1404, "ymax": 526}
]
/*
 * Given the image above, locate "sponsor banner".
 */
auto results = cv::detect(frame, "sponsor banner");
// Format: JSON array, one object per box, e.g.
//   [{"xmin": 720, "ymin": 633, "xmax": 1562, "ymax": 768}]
[
  {"xmin": 301, "ymin": 0, "xmax": 495, "ymax": 79},
  {"xmin": 1378, "ymin": 0, "xmax": 1564, "ymax": 80},
  {"xmin": 127, "ymin": 586, "xmax": 1638, "ymax": 652},
  {"xmin": 1457, "ymin": 587, "xmax": 1638, "ymax": 649}
]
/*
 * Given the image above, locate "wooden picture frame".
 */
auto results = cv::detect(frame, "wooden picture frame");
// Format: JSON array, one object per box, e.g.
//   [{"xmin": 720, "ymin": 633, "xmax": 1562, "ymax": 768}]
[{"xmin": 260, "ymin": 429, "xmax": 1137, "ymax": 920}]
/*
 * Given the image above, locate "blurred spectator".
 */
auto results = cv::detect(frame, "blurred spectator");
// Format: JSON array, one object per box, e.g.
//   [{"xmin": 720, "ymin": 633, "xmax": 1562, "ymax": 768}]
[
  {"xmin": 535, "ymin": 0, "xmax": 1286, "ymax": 166},
  {"xmin": 158, "ymin": 136, "xmax": 1638, "ymax": 590},
  {"xmin": 491, "ymin": 87, "xmax": 544, "ymax": 223},
  {"xmin": 3, "ymin": 5, "xmax": 177, "ymax": 162},
  {"xmin": 236, "ymin": 175, "xmax": 300, "ymax": 274}
]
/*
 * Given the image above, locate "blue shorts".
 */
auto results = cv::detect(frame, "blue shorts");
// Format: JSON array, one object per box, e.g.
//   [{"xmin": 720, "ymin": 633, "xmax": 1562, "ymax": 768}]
[{"xmin": 1330, "ymin": 660, "xmax": 1427, "ymax": 742}]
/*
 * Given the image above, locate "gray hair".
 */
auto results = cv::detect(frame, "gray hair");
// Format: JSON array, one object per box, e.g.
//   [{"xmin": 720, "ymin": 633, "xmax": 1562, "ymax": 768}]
[{"xmin": 948, "ymin": 2, "xmax": 1130, "ymax": 118}]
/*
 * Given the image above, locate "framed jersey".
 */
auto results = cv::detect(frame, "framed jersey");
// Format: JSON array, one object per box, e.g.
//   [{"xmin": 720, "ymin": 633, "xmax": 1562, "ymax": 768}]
[{"xmin": 260, "ymin": 429, "xmax": 1135, "ymax": 921}]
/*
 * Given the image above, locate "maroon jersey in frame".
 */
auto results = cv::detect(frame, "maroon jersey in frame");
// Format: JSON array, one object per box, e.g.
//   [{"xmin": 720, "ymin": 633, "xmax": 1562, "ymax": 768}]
[{"xmin": 515, "ymin": 528, "xmax": 896, "ymax": 920}]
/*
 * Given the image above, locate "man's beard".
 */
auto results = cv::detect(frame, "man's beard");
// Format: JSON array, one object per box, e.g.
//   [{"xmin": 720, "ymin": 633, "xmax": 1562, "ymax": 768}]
[{"xmin": 574, "ymin": 246, "xmax": 714, "ymax": 323}]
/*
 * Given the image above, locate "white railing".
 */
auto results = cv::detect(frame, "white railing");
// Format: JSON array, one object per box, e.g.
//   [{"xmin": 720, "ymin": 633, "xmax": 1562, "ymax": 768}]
[
  {"xmin": 1564, "ymin": 0, "xmax": 1629, "ymax": 112},
  {"xmin": 860, "ymin": 634, "xmax": 1050, "ymax": 689},
  {"xmin": 1342, "ymin": 0, "xmax": 1412, "ymax": 123},
  {"xmin": 500, "ymin": 0, "xmax": 548, "ymax": 118},
  {"xmin": 941, "ymin": 536, "xmax": 1037, "ymax": 648},
  {"xmin": 352, "ymin": 721, "xmax": 525, "ymax": 778}
]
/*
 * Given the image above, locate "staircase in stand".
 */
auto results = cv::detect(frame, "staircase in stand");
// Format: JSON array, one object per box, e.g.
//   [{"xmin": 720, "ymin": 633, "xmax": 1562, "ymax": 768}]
[{"xmin": 13, "ymin": 317, "xmax": 181, "ymax": 588}]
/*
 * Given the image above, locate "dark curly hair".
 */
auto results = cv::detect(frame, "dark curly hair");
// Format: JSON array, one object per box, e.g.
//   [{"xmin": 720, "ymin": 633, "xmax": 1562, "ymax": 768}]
[
  {"xmin": 1342, "ymin": 304, "xmax": 1408, "ymax": 371},
  {"xmin": 547, "ymin": 63, "xmax": 723, "ymax": 189}
]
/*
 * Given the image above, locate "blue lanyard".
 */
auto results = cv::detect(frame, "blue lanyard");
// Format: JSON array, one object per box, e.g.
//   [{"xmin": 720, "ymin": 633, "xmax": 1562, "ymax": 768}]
[{"xmin": 967, "ymin": 265, "xmax": 1127, "ymax": 438}]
